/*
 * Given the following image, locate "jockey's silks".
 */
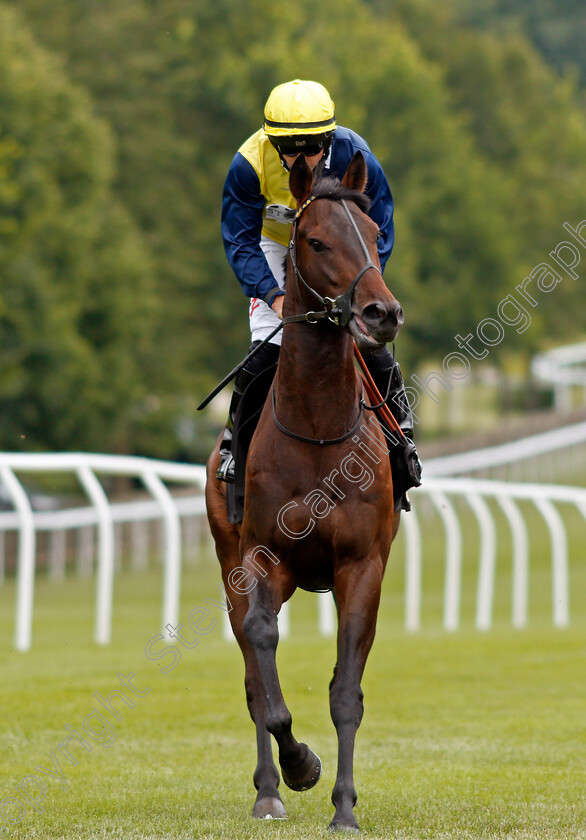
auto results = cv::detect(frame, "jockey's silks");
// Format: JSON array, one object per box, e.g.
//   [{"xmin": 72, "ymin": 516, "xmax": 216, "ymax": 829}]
[
  {"xmin": 222, "ymin": 126, "xmax": 395, "ymax": 304},
  {"xmin": 238, "ymin": 129, "xmax": 297, "ymax": 247}
]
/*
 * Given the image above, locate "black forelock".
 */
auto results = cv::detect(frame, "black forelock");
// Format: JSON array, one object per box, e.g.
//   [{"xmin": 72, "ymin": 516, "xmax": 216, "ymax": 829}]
[{"xmin": 310, "ymin": 171, "xmax": 371, "ymax": 215}]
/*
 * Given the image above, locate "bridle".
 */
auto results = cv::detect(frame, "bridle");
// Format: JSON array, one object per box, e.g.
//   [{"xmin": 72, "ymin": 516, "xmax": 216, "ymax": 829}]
[
  {"xmin": 197, "ymin": 194, "xmax": 387, "ymax": 415},
  {"xmin": 274, "ymin": 194, "xmax": 385, "ymax": 446},
  {"xmin": 282, "ymin": 196, "xmax": 383, "ymax": 328},
  {"xmin": 199, "ymin": 190, "xmax": 403, "ymax": 449}
]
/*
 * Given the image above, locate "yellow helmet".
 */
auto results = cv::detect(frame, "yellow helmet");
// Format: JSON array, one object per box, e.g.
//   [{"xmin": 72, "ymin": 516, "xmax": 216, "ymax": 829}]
[{"xmin": 264, "ymin": 79, "xmax": 336, "ymax": 138}]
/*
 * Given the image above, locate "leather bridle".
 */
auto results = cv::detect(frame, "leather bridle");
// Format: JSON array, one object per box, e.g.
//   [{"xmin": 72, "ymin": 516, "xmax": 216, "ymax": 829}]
[
  {"xmin": 197, "ymin": 194, "xmax": 386, "ymax": 413},
  {"xmin": 283, "ymin": 197, "xmax": 383, "ymax": 328},
  {"xmin": 274, "ymin": 195, "xmax": 385, "ymax": 445}
]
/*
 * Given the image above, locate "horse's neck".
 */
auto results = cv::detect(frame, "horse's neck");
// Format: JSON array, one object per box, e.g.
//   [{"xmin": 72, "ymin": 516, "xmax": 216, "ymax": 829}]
[{"xmin": 275, "ymin": 324, "xmax": 360, "ymax": 435}]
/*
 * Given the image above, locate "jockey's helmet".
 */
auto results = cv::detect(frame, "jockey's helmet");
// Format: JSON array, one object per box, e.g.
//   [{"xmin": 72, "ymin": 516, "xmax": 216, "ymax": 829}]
[{"xmin": 264, "ymin": 80, "xmax": 336, "ymax": 158}]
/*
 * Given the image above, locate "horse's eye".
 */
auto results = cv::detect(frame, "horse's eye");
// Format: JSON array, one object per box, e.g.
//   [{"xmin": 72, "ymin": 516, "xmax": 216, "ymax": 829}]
[
  {"xmin": 307, "ymin": 238, "xmax": 325, "ymax": 252},
  {"xmin": 376, "ymin": 230, "xmax": 383, "ymax": 241}
]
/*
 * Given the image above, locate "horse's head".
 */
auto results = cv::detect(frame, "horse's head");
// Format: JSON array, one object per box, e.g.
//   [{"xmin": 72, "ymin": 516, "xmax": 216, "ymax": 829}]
[{"xmin": 288, "ymin": 151, "xmax": 403, "ymax": 351}]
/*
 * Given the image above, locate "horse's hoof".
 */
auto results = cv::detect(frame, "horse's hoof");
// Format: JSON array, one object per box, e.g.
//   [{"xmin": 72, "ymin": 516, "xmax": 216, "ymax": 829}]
[
  {"xmin": 252, "ymin": 796, "xmax": 288, "ymax": 820},
  {"xmin": 282, "ymin": 744, "xmax": 322, "ymax": 791},
  {"xmin": 328, "ymin": 817, "xmax": 360, "ymax": 833}
]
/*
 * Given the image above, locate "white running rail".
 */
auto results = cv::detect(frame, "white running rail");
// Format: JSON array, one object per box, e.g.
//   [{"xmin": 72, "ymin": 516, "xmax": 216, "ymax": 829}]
[
  {"xmin": 532, "ymin": 340, "xmax": 586, "ymax": 411},
  {"xmin": 532, "ymin": 341, "xmax": 586, "ymax": 386},
  {"xmin": 0, "ymin": 453, "xmax": 206, "ymax": 651},
  {"xmin": 424, "ymin": 420, "xmax": 586, "ymax": 477},
  {"xmin": 401, "ymin": 478, "xmax": 585, "ymax": 633},
  {"xmin": 1, "ymin": 455, "xmax": 585, "ymax": 650}
]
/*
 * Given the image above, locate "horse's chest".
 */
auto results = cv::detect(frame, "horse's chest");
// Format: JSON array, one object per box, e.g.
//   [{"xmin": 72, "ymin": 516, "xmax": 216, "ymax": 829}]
[
  {"xmin": 245, "ymin": 438, "xmax": 393, "ymax": 570},
  {"xmin": 248, "ymin": 482, "xmax": 390, "ymax": 559}
]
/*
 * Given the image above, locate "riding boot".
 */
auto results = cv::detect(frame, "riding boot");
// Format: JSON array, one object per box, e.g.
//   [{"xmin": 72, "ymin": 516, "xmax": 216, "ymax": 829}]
[
  {"xmin": 363, "ymin": 346, "xmax": 422, "ymax": 511},
  {"xmin": 216, "ymin": 340, "xmax": 281, "ymax": 483}
]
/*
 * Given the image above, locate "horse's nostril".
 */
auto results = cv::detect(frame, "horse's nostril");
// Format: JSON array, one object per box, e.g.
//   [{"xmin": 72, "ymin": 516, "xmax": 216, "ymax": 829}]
[
  {"xmin": 361, "ymin": 300, "xmax": 404, "ymax": 331},
  {"xmin": 387, "ymin": 301, "xmax": 403, "ymax": 326},
  {"xmin": 362, "ymin": 303, "xmax": 387, "ymax": 324}
]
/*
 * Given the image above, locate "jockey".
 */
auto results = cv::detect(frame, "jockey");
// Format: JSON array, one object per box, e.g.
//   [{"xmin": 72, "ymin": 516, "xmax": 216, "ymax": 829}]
[{"xmin": 218, "ymin": 79, "xmax": 421, "ymax": 510}]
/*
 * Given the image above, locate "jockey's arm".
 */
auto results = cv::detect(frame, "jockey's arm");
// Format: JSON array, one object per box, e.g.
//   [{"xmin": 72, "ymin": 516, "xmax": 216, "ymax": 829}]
[
  {"xmin": 363, "ymin": 150, "xmax": 395, "ymax": 273},
  {"xmin": 221, "ymin": 153, "xmax": 285, "ymax": 309}
]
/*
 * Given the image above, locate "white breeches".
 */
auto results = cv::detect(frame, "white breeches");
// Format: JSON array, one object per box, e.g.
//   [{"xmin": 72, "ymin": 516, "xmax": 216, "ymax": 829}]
[{"xmin": 249, "ymin": 236, "xmax": 288, "ymax": 346}]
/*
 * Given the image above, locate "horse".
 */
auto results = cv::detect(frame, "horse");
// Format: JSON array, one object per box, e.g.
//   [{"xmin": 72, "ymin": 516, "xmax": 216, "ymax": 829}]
[{"xmin": 205, "ymin": 151, "xmax": 404, "ymax": 831}]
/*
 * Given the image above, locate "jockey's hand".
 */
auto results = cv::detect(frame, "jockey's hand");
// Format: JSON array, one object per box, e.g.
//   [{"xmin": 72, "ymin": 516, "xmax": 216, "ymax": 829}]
[{"xmin": 271, "ymin": 294, "xmax": 284, "ymax": 319}]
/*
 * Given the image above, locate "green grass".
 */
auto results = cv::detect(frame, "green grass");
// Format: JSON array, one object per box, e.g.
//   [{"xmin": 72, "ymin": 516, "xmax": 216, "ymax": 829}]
[{"xmin": 0, "ymin": 544, "xmax": 585, "ymax": 839}]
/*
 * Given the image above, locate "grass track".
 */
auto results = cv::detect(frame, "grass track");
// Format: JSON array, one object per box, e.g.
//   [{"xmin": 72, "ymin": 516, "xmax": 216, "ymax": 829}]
[{"xmin": 0, "ymin": 548, "xmax": 585, "ymax": 839}]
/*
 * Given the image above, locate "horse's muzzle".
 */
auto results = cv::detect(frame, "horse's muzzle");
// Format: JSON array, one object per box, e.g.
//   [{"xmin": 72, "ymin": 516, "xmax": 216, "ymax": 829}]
[{"xmin": 350, "ymin": 299, "xmax": 404, "ymax": 348}]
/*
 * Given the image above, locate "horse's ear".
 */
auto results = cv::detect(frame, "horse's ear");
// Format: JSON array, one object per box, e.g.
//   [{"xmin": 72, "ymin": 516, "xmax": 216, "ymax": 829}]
[
  {"xmin": 342, "ymin": 151, "xmax": 368, "ymax": 194},
  {"xmin": 289, "ymin": 155, "xmax": 314, "ymax": 205}
]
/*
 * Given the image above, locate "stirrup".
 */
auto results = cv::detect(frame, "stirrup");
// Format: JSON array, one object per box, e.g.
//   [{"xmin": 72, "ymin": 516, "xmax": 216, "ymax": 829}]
[
  {"xmin": 395, "ymin": 492, "xmax": 411, "ymax": 513},
  {"xmin": 391, "ymin": 435, "xmax": 422, "ymax": 513},
  {"xmin": 216, "ymin": 452, "xmax": 235, "ymax": 483}
]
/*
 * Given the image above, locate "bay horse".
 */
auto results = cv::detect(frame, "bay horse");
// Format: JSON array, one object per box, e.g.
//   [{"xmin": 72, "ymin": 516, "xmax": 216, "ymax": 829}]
[{"xmin": 206, "ymin": 151, "xmax": 403, "ymax": 831}]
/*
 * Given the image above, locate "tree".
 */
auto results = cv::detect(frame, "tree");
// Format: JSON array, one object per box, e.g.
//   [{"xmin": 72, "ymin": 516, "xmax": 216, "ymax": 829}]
[
  {"xmin": 454, "ymin": 0, "xmax": 586, "ymax": 84},
  {"xmin": 5, "ymin": 0, "xmax": 586, "ymax": 454},
  {"xmin": 386, "ymin": 0, "xmax": 586, "ymax": 343},
  {"xmin": 0, "ymin": 5, "xmax": 157, "ymax": 453}
]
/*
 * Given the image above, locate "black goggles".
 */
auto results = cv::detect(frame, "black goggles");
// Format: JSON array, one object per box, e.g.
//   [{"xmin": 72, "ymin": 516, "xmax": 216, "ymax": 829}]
[{"xmin": 272, "ymin": 138, "xmax": 329, "ymax": 158}]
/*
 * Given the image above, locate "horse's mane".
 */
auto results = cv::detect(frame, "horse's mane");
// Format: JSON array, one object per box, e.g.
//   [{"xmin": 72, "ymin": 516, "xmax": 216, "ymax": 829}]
[{"xmin": 311, "ymin": 171, "xmax": 372, "ymax": 215}]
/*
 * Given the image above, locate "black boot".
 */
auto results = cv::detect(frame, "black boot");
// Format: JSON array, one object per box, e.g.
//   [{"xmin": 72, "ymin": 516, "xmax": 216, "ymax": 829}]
[
  {"xmin": 363, "ymin": 346, "xmax": 422, "ymax": 511},
  {"xmin": 216, "ymin": 341, "xmax": 281, "ymax": 483}
]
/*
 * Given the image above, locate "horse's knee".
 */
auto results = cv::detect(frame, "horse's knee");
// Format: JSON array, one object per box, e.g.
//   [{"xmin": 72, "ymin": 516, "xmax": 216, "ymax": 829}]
[
  {"xmin": 329, "ymin": 679, "xmax": 364, "ymax": 729},
  {"xmin": 243, "ymin": 605, "xmax": 278, "ymax": 652}
]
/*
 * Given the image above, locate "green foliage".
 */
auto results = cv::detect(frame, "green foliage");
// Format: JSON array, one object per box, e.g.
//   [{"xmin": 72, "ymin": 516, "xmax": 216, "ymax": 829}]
[
  {"xmin": 0, "ymin": 5, "xmax": 157, "ymax": 453},
  {"xmin": 455, "ymin": 0, "xmax": 586, "ymax": 83},
  {"xmin": 380, "ymin": 0, "xmax": 586, "ymax": 356},
  {"xmin": 2, "ymin": 0, "xmax": 585, "ymax": 453}
]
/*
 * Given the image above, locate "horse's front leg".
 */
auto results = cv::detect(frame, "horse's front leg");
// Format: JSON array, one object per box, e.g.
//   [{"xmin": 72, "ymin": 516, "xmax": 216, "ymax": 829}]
[
  {"xmin": 221, "ymin": 569, "xmax": 285, "ymax": 819},
  {"xmin": 243, "ymin": 575, "xmax": 322, "ymax": 793},
  {"xmin": 329, "ymin": 559, "xmax": 383, "ymax": 832}
]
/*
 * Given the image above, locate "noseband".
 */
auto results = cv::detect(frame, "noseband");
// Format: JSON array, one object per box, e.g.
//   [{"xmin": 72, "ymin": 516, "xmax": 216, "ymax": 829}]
[{"xmin": 285, "ymin": 197, "xmax": 383, "ymax": 328}]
